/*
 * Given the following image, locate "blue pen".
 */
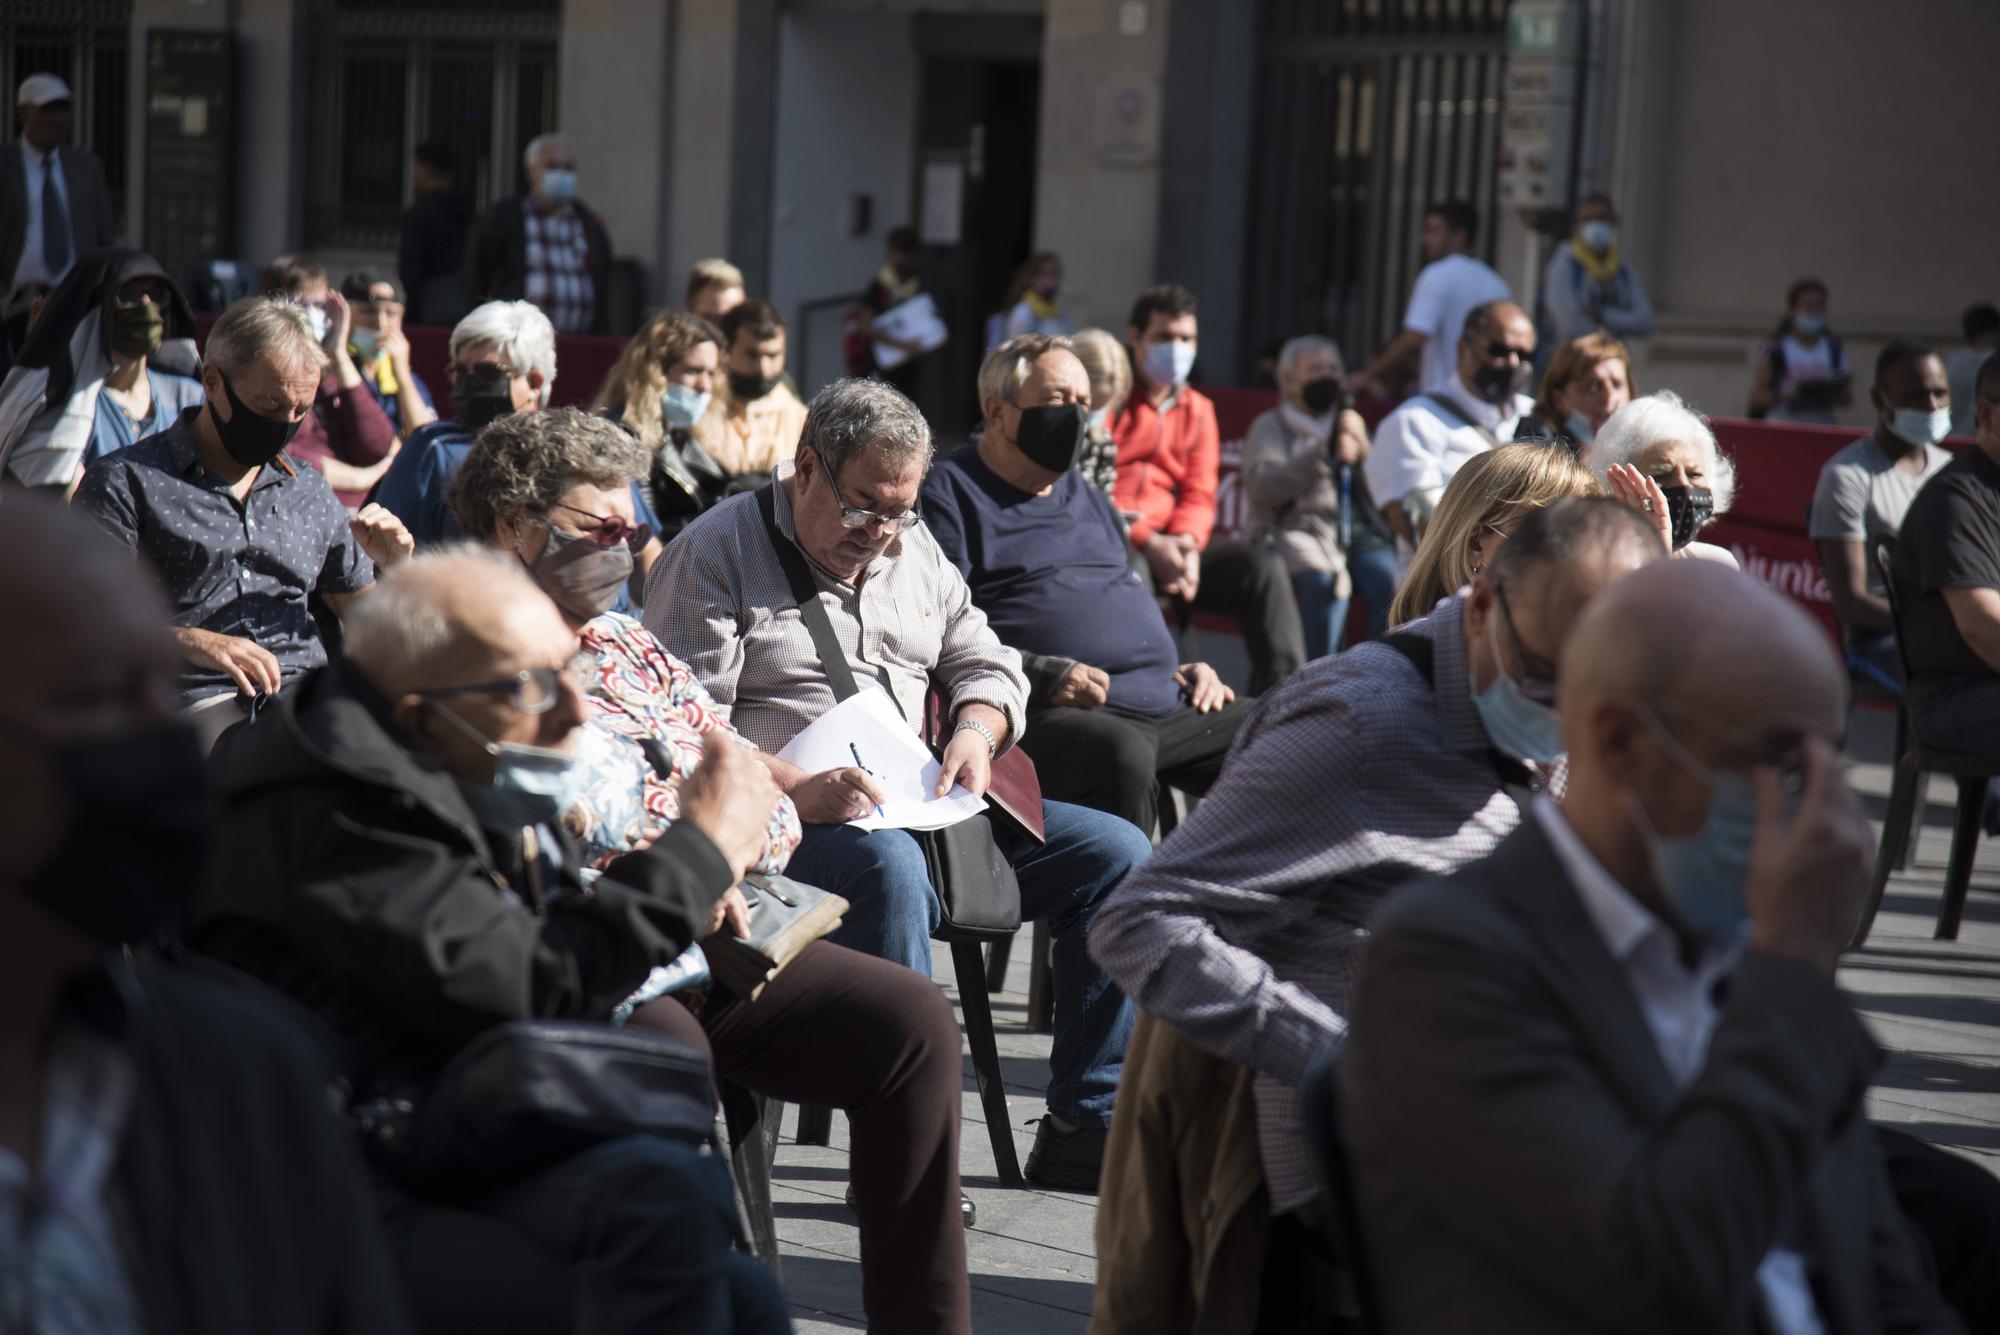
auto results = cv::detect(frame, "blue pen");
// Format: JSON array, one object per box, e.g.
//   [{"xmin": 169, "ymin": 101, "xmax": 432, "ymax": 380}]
[
  {"xmin": 849, "ymin": 742, "xmax": 887, "ymax": 818},
  {"xmin": 1338, "ymin": 463, "xmax": 1354, "ymax": 550}
]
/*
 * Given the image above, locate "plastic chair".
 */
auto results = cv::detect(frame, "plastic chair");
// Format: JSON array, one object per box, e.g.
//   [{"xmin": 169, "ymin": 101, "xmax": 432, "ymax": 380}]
[{"xmin": 1851, "ymin": 542, "xmax": 2000, "ymax": 945}]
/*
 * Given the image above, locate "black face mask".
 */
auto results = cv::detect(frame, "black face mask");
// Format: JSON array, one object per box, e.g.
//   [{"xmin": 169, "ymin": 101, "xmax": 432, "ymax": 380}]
[
  {"xmin": 1300, "ymin": 376, "xmax": 1344, "ymax": 415},
  {"xmin": 1013, "ymin": 402, "xmax": 1086, "ymax": 473},
  {"xmin": 451, "ymin": 365, "xmax": 517, "ymax": 431},
  {"xmin": 729, "ymin": 370, "xmax": 782, "ymax": 402},
  {"xmin": 1471, "ymin": 359, "xmax": 1530, "ymax": 406},
  {"xmin": 17, "ymin": 723, "xmax": 212, "ymax": 944},
  {"xmin": 1660, "ymin": 484, "xmax": 1715, "ymax": 551},
  {"xmin": 211, "ymin": 370, "xmax": 305, "ymax": 467}
]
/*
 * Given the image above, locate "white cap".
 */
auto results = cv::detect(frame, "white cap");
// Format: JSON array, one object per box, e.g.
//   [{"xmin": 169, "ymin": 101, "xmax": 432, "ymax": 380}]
[{"xmin": 17, "ymin": 74, "xmax": 72, "ymax": 109}]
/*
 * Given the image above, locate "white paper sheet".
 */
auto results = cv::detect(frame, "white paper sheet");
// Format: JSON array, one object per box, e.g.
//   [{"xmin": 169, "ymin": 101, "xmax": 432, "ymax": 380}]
[
  {"xmin": 776, "ymin": 688, "xmax": 986, "ymax": 831},
  {"xmin": 871, "ymin": 292, "xmax": 949, "ymax": 371}
]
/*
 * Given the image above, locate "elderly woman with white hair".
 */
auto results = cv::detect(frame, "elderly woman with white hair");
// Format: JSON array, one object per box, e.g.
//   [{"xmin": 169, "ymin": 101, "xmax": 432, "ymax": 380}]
[
  {"xmin": 1241, "ymin": 334, "xmax": 1395, "ymax": 656},
  {"xmin": 1590, "ymin": 389, "xmax": 1741, "ymax": 568}
]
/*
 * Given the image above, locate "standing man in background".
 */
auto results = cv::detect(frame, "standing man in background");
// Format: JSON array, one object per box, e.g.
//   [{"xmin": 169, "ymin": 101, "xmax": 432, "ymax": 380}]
[
  {"xmin": 463, "ymin": 132, "xmax": 612, "ymax": 335},
  {"xmin": 0, "ymin": 74, "xmax": 117, "ymax": 373},
  {"xmin": 1540, "ymin": 192, "xmax": 1654, "ymax": 349},
  {"xmin": 397, "ymin": 140, "xmax": 472, "ymax": 326},
  {"xmin": 1353, "ymin": 200, "xmax": 1510, "ymax": 398}
]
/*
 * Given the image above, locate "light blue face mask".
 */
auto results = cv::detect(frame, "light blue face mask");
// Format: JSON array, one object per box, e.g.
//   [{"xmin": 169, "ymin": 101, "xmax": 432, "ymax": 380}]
[
  {"xmin": 430, "ymin": 700, "xmax": 588, "ymax": 818},
  {"xmin": 1143, "ymin": 339, "xmax": 1197, "ymax": 389},
  {"xmin": 1565, "ymin": 410, "xmax": 1595, "ymax": 444},
  {"xmin": 539, "ymin": 168, "xmax": 578, "ymax": 203},
  {"xmin": 1630, "ymin": 708, "xmax": 1759, "ymax": 938},
  {"xmin": 1888, "ymin": 406, "xmax": 1952, "ymax": 448},
  {"xmin": 1578, "ymin": 220, "xmax": 1616, "ymax": 253},
  {"xmin": 1469, "ymin": 613, "xmax": 1565, "ymax": 764},
  {"xmin": 348, "ymin": 326, "xmax": 380, "ymax": 360},
  {"xmin": 662, "ymin": 383, "xmax": 711, "ymax": 431},
  {"xmin": 1792, "ymin": 313, "xmax": 1826, "ymax": 337}
]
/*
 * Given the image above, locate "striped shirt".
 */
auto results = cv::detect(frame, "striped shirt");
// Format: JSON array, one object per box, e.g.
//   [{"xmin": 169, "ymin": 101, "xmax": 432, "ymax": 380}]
[
  {"xmin": 522, "ymin": 203, "xmax": 593, "ymax": 335},
  {"xmin": 1088, "ymin": 593, "xmax": 1548, "ymax": 1212},
  {"xmin": 641, "ymin": 460, "xmax": 1028, "ymax": 757}
]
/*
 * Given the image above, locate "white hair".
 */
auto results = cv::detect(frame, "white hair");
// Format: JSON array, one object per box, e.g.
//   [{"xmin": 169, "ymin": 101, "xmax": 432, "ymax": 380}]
[
  {"xmin": 522, "ymin": 132, "xmax": 576, "ymax": 174},
  {"xmin": 450, "ymin": 300, "xmax": 558, "ymax": 407},
  {"xmin": 1591, "ymin": 389, "xmax": 1737, "ymax": 515},
  {"xmin": 342, "ymin": 545, "xmax": 544, "ymax": 697},
  {"xmin": 1276, "ymin": 334, "xmax": 1343, "ymax": 385}
]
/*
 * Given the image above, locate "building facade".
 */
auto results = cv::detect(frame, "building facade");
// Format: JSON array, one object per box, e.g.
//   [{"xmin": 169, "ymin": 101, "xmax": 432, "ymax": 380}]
[{"xmin": 8, "ymin": 0, "xmax": 1996, "ymax": 427}]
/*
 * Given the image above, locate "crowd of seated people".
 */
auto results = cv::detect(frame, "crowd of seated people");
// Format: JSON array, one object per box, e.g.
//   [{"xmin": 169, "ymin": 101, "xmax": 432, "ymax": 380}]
[{"xmin": 12, "ymin": 220, "xmax": 2000, "ymax": 1335}]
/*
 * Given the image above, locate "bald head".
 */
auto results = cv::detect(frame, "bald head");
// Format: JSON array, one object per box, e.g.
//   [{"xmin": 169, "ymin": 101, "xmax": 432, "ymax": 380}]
[
  {"xmin": 1563, "ymin": 560, "xmax": 1844, "ymax": 747},
  {"xmin": 1458, "ymin": 300, "xmax": 1536, "ymax": 402},
  {"xmin": 344, "ymin": 546, "xmax": 570, "ymax": 699}
]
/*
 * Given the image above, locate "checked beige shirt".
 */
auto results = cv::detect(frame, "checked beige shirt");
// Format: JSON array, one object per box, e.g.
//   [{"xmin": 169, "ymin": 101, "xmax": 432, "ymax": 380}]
[{"xmin": 641, "ymin": 460, "xmax": 1028, "ymax": 756}]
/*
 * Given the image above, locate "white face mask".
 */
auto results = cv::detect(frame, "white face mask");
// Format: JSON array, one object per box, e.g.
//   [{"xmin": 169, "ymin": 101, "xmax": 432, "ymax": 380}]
[
  {"xmin": 662, "ymin": 382, "xmax": 711, "ymax": 430},
  {"xmin": 304, "ymin": 303, "xmax": 331, "ymax": 343},
  {"xmin": 1578, "ymin": 220, "xmax": 1616, "ymax": 252},
  {"xmin": 1888, "ymin": 406, "xmax": 1952, "ymax": 448}
]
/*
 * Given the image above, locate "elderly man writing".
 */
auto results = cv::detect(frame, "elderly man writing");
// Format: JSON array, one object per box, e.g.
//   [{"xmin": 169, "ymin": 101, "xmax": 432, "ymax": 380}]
[
  {"xmin": 646, "ymin": 377, "xmax": 1152, "ymax": 1193},
  {"xmin": 1088, "ymin": 498, "xmax": 1664, "ymax": 1330},
  {"xmin": 922, "ymin": 333, "xmax": 1249, "ymax": 837},
  {"xmin": 1344, "ymin": 560, "xmax": 1965, "ymax": 1334},
  {"xmin": 193, "ymin": 547, "xmax": 790, "ymax": 1333},
  {"xmin": 73, "ymin": 295, "xmax": 412, "ymax": 746}
]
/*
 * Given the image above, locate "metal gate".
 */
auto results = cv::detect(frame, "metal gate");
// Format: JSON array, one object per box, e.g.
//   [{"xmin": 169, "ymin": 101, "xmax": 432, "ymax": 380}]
[{"xmin": 1242, "ymin": 0, "xmax": 1511, "ymax": 365}]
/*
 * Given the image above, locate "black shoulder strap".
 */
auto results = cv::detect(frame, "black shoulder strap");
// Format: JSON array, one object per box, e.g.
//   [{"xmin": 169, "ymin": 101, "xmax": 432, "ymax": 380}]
[
  {"xmin": 1377, "ymin": 630, "xmax": 1538, "ymax": 808},
  {"xmin": 1378, "ymin": 632, "xmax": 1435, "ymax": 684},
  {"xmin": 756, "ymin": 485, "xmax": 860, "ymax": 701}
]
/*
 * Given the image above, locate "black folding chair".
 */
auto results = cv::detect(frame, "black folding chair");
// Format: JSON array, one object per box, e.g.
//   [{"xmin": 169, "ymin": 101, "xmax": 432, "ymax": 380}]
[
  {"xmin": 1852, "ymin": 542, "xmax": 2000, "ymax": 944},
  {"xmin": 1300, "ymin": 1046, "xmax": 1384, "ymax": 1335}
]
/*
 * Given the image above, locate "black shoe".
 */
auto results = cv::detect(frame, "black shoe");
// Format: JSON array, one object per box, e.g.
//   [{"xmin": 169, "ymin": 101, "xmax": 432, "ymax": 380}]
[
  {"xmin": 846, "ymin": 1184, "xmax": 976, "ymax": 1228},
  {"xmin": 1023, "ymin": 1116, "xmax": 1108, "ymax": 1194}
]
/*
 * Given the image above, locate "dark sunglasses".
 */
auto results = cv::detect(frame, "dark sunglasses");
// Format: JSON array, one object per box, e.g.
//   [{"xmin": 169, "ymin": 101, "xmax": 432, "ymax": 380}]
[
  {"xmin": 555, "ymin": 502, "xmax": 652, "ymax": 549},
  {"xmin": 1482, "ymin": 341, "xmax": 1529, "ymax": 364}
]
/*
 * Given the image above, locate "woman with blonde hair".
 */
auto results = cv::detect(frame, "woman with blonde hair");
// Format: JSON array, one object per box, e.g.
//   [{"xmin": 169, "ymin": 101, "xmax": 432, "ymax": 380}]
[
  {"xmin": 592, "ymin": 308, "xmax": 746, "ymax": 542},
  {"xmin": 1525, "ymin": 331, "xmax": 1634, "ymax": 455},
  {"xmin": 1068, "ymin": 327, "xmax": 1131, "ymax": 503},
  {"xmin": 1386, "ymin": 441, "xmax": 1602, "ymax": 625}
]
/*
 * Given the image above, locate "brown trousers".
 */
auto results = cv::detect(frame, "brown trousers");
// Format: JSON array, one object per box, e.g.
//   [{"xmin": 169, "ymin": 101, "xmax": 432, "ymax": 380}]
[{"xmin": 631, "ymin": 939, "xmax": 971, "ymax": 1335}]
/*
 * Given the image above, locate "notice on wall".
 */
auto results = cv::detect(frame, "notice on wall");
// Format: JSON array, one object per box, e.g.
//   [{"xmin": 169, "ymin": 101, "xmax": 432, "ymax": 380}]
[{"xmin": 920, "ymin": 160, "xmax": 964, "ymax": 246}]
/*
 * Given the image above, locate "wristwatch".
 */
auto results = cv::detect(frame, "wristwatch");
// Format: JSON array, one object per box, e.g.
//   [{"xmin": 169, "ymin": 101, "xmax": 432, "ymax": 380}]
[{"xmin": 952, "ymin": 717, "xmax": 998, "ymax": 757}]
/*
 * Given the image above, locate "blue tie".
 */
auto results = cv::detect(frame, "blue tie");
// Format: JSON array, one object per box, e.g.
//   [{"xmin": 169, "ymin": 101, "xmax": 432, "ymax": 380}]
[{"xmin": 42, "ymin": 153, "xmax": 70, "ymax": 274}]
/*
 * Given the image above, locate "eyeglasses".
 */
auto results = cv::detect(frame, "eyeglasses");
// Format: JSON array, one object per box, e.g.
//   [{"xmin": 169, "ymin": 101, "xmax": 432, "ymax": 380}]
[
  {"xmin": 448, "ymin": 361, "xmax": 519, "ymax": 381},
  {"xmin": 1481, "ymin": 341, "xmax": 1530, "ymax": 364},
  {"xmin": 1493, "ymin": 582, "xmax": 1558, "ymax": 706},
  {"xmin": 418, "ymin": 657, "xmax": 587, "ymax": 715},
  {"xmin": 813, "ymin": 448, "xmax": 923, "ymax": 532},
  {"xmin": 554, "ymin": 502, "xmax": 652, "ymax": 549},
  {"xmin": 113, "ymin": 281, "xmax": 169, "ymax": 311}
]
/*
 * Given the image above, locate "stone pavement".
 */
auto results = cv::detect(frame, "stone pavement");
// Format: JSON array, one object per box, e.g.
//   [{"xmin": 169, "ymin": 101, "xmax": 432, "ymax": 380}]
[{"xmin": 768, "ymin": 705, "xmax": 2000, "ymax": 1333}]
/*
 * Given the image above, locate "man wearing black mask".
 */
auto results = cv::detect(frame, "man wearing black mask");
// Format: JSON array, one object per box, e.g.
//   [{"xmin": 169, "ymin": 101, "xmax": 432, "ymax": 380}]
[
  {"xmin": 73, "ymin": 295, "xmax": 413, "ymax": 748},
  {"xmin": 1365, "ymin": 298, "xmax": 1537, "ymax": 548},
  {"xmin": 922, "ymin": 334, "xmax": 1252, "ymax": 836},
  {"xmin": 713, "ymin": 298, "xmax": 808, "ymax": 478},
  {"xmin": 0, "ymin": 502, "xmax": 413, "ymax": 1333}
]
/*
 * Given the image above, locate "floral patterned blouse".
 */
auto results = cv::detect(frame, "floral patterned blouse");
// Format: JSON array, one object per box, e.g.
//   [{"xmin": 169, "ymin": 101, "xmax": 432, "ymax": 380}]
[{"xmin": 565, "ymin": 611, "xmax": 803, "ymax": 874}]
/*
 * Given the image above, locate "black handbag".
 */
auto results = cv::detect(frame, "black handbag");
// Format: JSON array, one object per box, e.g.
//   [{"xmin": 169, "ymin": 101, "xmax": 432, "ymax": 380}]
[
  {"xmin": 756, "ymin": 487, "xmax": 1023, "ymax": 941},
  {"xmin": 358, "ymin": 1020, "xmax": 718, "ymax": 1190}
]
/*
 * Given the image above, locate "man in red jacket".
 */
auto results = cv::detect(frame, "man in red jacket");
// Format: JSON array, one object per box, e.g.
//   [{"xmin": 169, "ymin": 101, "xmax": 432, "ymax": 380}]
[{"xmin": 1112, "ymin": 284, "xmax": 1305, "ymax": 692}]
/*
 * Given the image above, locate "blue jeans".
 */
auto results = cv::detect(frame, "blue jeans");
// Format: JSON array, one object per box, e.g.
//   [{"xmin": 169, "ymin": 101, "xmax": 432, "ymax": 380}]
[
  {"xmin": 1291, "ymin": 540, "xmax": 1402, "ymax": 660},
  {"xmin": 785, "ymin": 800, "xmax": 1150, "ymax": 1128},
  {"xmin": 1347, "ymin": 543, "xmax": 1401, "ymax": 640}
]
